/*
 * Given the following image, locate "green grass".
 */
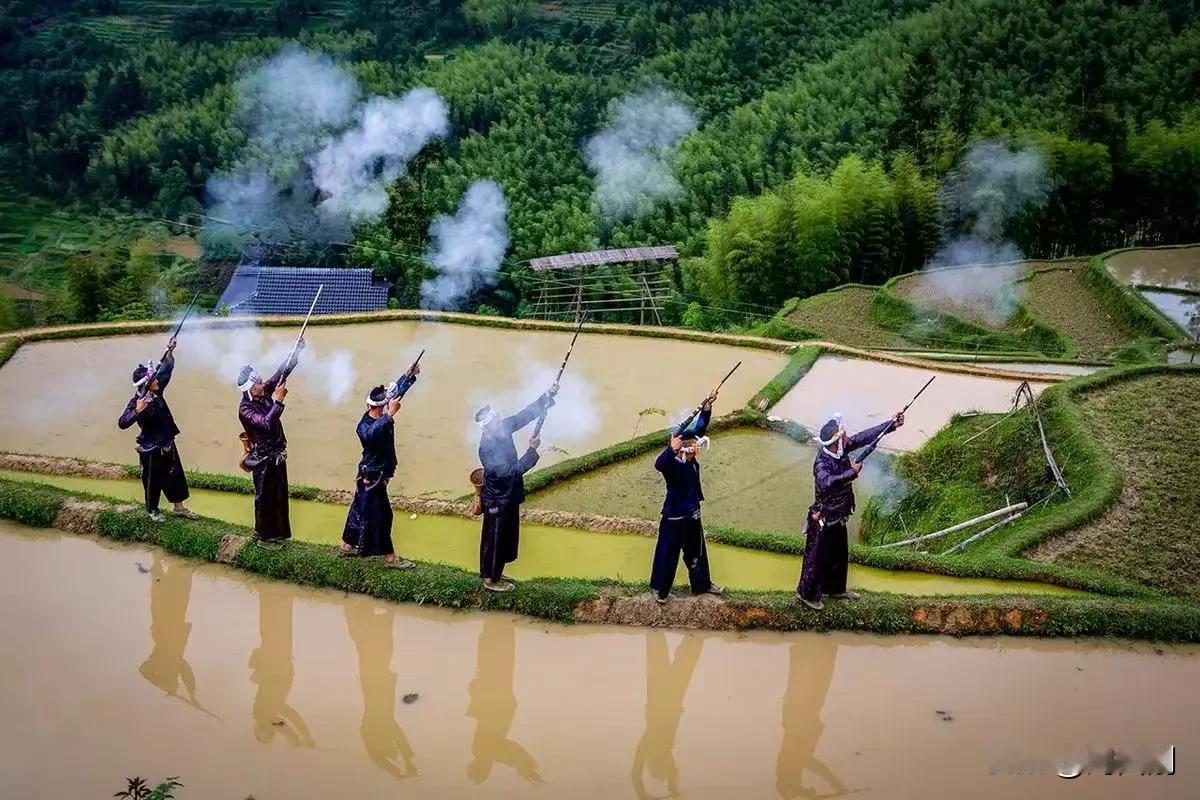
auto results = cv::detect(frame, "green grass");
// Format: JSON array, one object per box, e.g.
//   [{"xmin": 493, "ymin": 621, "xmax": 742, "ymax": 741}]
[
  {"xmin": 3, "ymin": 476, "xmax": 1197, "ymax": 639},
  {"xmin": 782, "ymin": 285, "xmax": 911, "ymax": 348},
  {"xmin": 863, "ymin": 364, "xmax": 1200, "ymax": 598},
  {"xmin": 1025, "ymin": 372, "xmax": 1200, "ymax": 597},
  {"xmin": 1021, "ymin": 267, "xmax": 1142, "ymax": 357}
]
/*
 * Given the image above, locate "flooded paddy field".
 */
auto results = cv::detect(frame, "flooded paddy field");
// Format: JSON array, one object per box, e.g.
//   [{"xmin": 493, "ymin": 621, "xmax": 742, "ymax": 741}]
[
  {"xmin": 0, "ymin": 321, "xmax": 785, "ymax": 496},
  {"xmin": 527, "ymin": 428, "xmax": 820, "ymax": 535},
  {"xmin": 0, "ymin": 471, "xmax": 1077, "ymax": 596},
  {"xmin": 1, "ymin": 522, "xmax": 1196, "ymax": 800},
  {"xmin": 526, "ymin": 427, "xmax": 899, "ymax": 539},
  {"xmin": 771, "ymin": 356, "xmax": 1049, "ymax": 451},
  {"xmin": 1140, "ymin": 289, "xmax": 1199, "ymax": 335},
  {"xmin": 1106, "ymin": 245, "xmax": 1200, "ymax": 291}
]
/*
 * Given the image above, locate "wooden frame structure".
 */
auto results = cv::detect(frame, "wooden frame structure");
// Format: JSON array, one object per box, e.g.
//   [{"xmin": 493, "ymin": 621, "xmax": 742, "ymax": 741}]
[{"xmin": 527, "ymin": 246, "xmax": 678, "ymax": 324}]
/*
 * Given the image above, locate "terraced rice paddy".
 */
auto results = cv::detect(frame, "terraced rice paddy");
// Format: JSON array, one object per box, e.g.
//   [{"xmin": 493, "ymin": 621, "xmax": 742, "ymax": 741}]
[
  {"xmin": 771, "ymin": 355, "xmax": 1048, "ymax": 451},
  {"xmin": 527, "ymin": 427, "xmax": 841, "ymax": 536},
  {"xmin": 0, "ymin": 322, "xmax": 786, "ymax": 495},
  {"xmin": 1106, "ymin": 245, "xmax": 1200, "ymax": 291},
  {"xmin": 1022, "ymin": 267, "xmax": 1138, "ymax": 356},
  {"xmin": 891, "ymin": 262, "xmax": 1033, "ymax": 327},
  {"xmin": 784, "ymin": 286, "xmax": 910, "ymax": 348}
]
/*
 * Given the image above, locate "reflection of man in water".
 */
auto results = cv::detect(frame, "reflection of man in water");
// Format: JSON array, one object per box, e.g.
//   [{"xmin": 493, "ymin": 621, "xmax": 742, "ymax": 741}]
[
  {"xmin": 250, "ymin": 589, "xmax": 314, "ymax": 747},
  {"xmin": 631, "ymin": 632, "xmax": 703, "ymax": 800},
  {"xmin": 466, "ymin": 617, "xmax": 540, "ymax": 783},
  {"xmin": 138, "ymin": 553, "xmax": 203, "ymax": 709},
  {"xmin": 345, "ymin": 601, "xmax": 416, "ymax": 779},
  {"xmin": 776, "ymin": 640, "xmax": 847, "ymax": 799}
]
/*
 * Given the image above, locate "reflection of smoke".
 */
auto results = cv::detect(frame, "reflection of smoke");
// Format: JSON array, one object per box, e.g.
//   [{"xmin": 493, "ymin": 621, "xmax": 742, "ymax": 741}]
[
  {"xmin": 583, "ymin": 88, "xmax": 696, "ymax": 222},
  {"xmin": 464, "ymin": 349, "xmax": 599, "ymax": 447},
  {"xmin": 420, "ymin": 181, "xmax": 509, "ymax": 310},
  {"xmin": 179, "ymin": 318, "xmax": 358, "ymax": 404},
  {"xmin": 923, "ymin": 140, "xmax": 1052, "ymax": 324},
  {"xmin": 203, "ymin": 44, "xmax": 448, "ymax": 250}
]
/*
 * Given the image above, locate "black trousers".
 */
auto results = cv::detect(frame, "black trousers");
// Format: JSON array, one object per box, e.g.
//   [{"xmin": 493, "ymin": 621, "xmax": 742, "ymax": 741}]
[
  {"xmin": 251, "ymin": 458, "xmax": 291, "ymax": 542},
  {"xmin": 138, "ymin": 446, "xmax": 190, "ymax": 513},
  {"xmin": 650, "ymin": 515, "xmax": 713, "ymax": 599},
  {"xmin": 479, "ymin": 503, "xmax": 520, "ymax": 581},
  {"xmin": 342, "ymin": 478, "xmax": 395, "ymax": 557},
  {"xmin": 797, "ymin": 519, "xmax": 849, "ymax": 601}
]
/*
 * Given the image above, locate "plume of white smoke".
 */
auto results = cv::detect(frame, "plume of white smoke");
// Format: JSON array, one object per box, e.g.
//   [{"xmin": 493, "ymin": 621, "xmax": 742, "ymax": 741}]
[
  {"xmin": 420, "ymin": 180, "xmax": 509, "ymax": 310},
  {"xmin": 177, "ymin": 318, "xmax": 358, "ymax": 404},
  {"xmin": 204, "ymin": 45, "xmax": 449, "ymax": 246},
  {"xmin": 463, "ymin": 349, "xmax": 600, "ymax": 449},
  {"xmin": 922, "ymin": 140, "xmax": 1053, "ymax": 324},
  {"xmin": 312, "ymin": 90, "xmax": 450, "ymax": 223},
  {"xmin": 235, "ymin": 45, "xmax": 359, "ymax": 166},
  {"xmin": 583, "ymin": 87, "xmax": 697, "ymax": 222}
]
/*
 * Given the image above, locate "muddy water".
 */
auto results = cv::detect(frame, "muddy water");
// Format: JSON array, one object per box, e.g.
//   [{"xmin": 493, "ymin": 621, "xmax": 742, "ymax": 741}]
[
  {"xmin": 1141, "ymin": 289, "xmax": 1200, "ymax": 335},
  {"xmin": 1106, "ymin": 246, "xmax": 1200, "ymax": 291},
  {"xmin": 0, "ymin": 470, "xmax": 1081, "ymax": 596},
  {"xmin": 771, "ymin": 356, "xmax": 1049, "ymax": 450},
  {"xmin": 0, "ymin": 523, "xmax": 1195, "ymax": 800},
  {"xmin": 527, "ymin": 427, "xmax": 874, "ymax": 537},
  {"xmin": 0, "ymin": 321, "xmax": 785, "ymax": 495}
]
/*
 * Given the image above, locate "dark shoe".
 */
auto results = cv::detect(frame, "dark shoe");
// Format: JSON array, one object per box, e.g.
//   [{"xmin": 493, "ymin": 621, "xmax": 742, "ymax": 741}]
[
  {"xmin": 483, "ymin": 579, "xmax": 514, "ymax": 593},
  {"xmin": 830, "ymin": 591, "xmax": 861, "ymax": 600},
  {"xmin": 796, "ymin": 592, "xmax": 824, "ymax": 610}
]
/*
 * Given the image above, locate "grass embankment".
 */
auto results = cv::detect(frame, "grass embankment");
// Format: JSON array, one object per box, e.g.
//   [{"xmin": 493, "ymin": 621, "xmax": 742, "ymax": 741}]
[
  {"xmin": 781, "ymin": 286, "xmax": 911, "ymax": 349},
  {"xmin": 1026, "ymin": 372, "xmax": 1200, "ymax": 596},
  {"xmin": 3, "ymin": 477, "xmax": 1197, "ymax": 639},
  {"xmin": 863, "ymin": 365, "xmax": 1200, "ymax": 598}
]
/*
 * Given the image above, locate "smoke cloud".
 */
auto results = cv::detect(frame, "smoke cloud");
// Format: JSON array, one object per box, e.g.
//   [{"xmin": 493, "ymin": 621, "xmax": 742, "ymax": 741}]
[
  {"xmin": 921, "ymin": 140, "xmax": 1053, "ymax": 324},
  {"xmin": 178, "ymin": 318, "xmax": 358, "ymax": 405},
  {"xmin": 463, "ymin": 349, "xmax": 600, "ymax": 449},
  {"xmin": 204, "ymin": 45, "xmax": 449, "ymax": 248},
  {"xmin": 419, "ymin": 180, "xmax": 509, "ymax": 310},
  {"xmin": 583, "ymin": 87, "xmax": 696, "ymax": 222}
]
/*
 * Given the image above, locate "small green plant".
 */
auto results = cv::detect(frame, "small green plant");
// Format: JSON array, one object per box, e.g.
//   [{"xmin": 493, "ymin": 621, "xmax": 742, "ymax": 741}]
[{"xmin": 114, "ymin": 776, "xmax": 183, "ymax": 800}]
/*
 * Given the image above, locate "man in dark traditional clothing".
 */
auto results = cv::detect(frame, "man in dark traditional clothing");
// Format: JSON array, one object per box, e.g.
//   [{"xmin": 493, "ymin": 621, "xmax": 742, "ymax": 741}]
[
  {"xmin": 649, "ymin": 394, "xmax": 724, "ymax": 605},
  {"xmin": 237, "ymin": 340, "xmax": 304, "ymax": 550},
  {"xmin": 117, "ymin": 339, "xmax": 196, "ymax": 522},
  {"xmin": 338, "ymin": 365, "xmax": 420, "ymax": 568},
  {"xmin": 474, "ymin": 385, "xmax": 558, "ymax": 593},
  {"xmin": 797, "ymin": 411, "xmax": 904, "ymax": 610}
]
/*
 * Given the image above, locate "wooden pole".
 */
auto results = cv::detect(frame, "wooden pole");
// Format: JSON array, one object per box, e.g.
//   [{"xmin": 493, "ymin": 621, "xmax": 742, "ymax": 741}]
[
  {"xmin": 942, "ymin": 511, "xmax": 1025, "ymax": 555},
  {"xmin": 876, "ymin": 502, "xmax": 1028, "ymax": 548}
]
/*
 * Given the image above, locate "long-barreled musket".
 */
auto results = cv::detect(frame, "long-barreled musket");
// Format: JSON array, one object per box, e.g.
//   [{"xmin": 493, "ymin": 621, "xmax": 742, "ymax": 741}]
[
  {"xmin": 853, "ymin": 375, "xmax": 936, "ymax": 462},
  {"xmin": 280, "ymin": 285, "xmax": 323, "ymax": 384},
  {"xmin": 387, "ymin": 348, "xmax": 425, "ymax": 399},
  {"xmin": 140, "ymin": 291, "xmax": 201, "ymax": 396},
  {"xmin": 532, "ymin": 314, "xmax": 588, "ymax": 437},
  {"xmin": 675, "ymin": 361, "xmax": 741, "ymax": 434}
]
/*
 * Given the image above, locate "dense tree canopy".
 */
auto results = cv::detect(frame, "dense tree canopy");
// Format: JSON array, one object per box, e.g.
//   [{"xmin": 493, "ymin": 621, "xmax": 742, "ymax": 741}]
[{"xmin": 1, "ymin": 0, "xmax": 1197, "ymax": 326}]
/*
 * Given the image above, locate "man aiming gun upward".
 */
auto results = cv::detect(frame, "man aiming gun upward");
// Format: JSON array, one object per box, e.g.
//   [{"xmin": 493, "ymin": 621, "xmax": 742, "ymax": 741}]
[
  {"xmin": 796, "ymin": 410, "xmax": 905, "ymax": 610},
  {"xmin": 117, "ymin": 338, "xmax": 197, "ymax": 522},
  {"xmin": 236, "ymin": 339, "xmax": 305, "ymax": 550},
  {"xmin": 474, "ymin": 383, "xmax": 559, "ymax": 593},
  {"xmin": 338, "ymin": 353, "xmax": 422, "ymax": 568}
]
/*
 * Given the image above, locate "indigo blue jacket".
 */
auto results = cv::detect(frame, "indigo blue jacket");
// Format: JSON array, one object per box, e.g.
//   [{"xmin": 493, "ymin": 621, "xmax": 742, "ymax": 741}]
[
  {"xmin": 117, "ymin": 355, "xmax": 180, "ymax": 452},
  {"xmin": 812, "ymin": 420, "xmax": 893, "ymax": 523}
]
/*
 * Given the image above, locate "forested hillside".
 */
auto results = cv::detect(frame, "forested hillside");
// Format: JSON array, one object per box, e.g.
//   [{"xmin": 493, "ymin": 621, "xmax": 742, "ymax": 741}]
[{"xmin": 1, "ymin": 0, "xmax": 1197, "ymax": 329}]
